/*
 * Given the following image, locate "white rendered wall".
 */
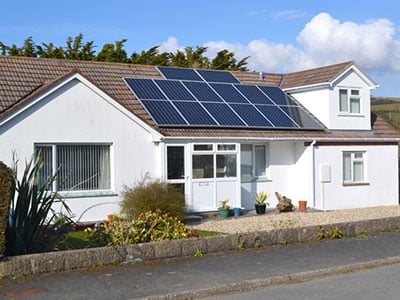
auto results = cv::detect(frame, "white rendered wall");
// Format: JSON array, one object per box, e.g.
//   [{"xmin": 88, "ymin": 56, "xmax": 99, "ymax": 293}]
[
  {"xmin": 313, "ymin": 145, "xmax": 398, "ymax": 210},
  {"xmin": 0, "ymin": 79, "xmax": 160, "ymax": 222},
  {"xmin": 289, "ymin": 70, "xmax": 372, "ymax": 131},
  {"xmin": 290, "ymin": 89, "xmax": 331, "ymax": 128},
  {"xmin": 241, "ymin": 141, "xmax": 312, "ymax": 209}
]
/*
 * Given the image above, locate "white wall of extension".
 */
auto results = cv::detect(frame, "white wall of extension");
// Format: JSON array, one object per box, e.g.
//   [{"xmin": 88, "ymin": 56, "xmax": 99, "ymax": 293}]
[
  {"xmin": 313, "ymin": 144, "xmax": 399, "ymax": 210},
  {"xmin": 0, "ymin": 78, "xmax": 161, "ymax": 222},
  {"xmin": 240, "ymin": 141, "xmax": 313, "ymax": 210},
  {"xmin": 289, "ymin": 69, "xmax": 372, "ymax": 131}
]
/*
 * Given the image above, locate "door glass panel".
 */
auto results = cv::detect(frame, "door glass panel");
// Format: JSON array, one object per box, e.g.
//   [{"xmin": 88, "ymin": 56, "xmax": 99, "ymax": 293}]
[
  {"xmin": 194, "ymin": 144, "xmax": 213, "ymax": 151},
  {"xmin": 193, "ymin": 155, "xmax": 214, "ymax": 178},
  {"xmin": 216, "ymin": 154, "xmax": 237, "ymax": 178},
  {"xmin": 167, "ymin": 146, "xmax": 185, "ymax": 180},
  {"xmin": 217, "ymin": 144, "xmax": 236, "ymax": 151}
]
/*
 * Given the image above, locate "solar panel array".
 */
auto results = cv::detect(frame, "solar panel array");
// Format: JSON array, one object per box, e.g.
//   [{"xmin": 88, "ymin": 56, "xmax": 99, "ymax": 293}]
[{"xmin": 124, "ymin": 67, "xmax": 323, "ymax": 130}]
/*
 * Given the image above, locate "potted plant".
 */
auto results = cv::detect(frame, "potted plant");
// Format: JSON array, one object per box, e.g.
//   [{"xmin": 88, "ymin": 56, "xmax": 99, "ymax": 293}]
[
  {"xmin": 255, "ymin": 191, "xmax": 270, "ymax": 214},
  {"xmin": 218, "ymin": 199, "xmax": 230, "ymax": 218}
]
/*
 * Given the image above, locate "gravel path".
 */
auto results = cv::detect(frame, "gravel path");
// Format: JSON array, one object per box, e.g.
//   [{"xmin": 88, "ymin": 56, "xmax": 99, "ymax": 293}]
[{"xmin": 192, "ymin": 205, "xmax": 400, "ymax": 234}]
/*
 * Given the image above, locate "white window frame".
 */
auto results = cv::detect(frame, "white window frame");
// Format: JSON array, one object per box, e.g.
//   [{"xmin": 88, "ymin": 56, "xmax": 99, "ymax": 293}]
[
  {"xmin": 339, "ymin": 88, "xmax": 361, "ymax": 114},
  {"xmin": 343, "ymin": 151, "xmax": 366, "ymax": 184},
  {"xmin": 35, "ymin": 143, "xmax": 113, "ymax": 194},
  {"xmin": 240, "ymin": 143, "xmax": 269, "ymax": 181}
]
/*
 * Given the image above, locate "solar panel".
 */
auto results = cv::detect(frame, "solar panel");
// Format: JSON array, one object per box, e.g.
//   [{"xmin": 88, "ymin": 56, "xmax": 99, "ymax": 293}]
[
  {"xmin": 202, "ymin": 102, "xmax": 246, "ymax": 126},
  {"xmin": 258, "ymin": 86, "xmax": 298, "ymax": 106},
  {"xmin": 125, "ymin": 78, "xmax": 166, "ymax": 100},
  {"xmin": 182, "ymin": 81, "xmax": 224, "ymax": 102},
  {"xmin": 210, "ymin": 83, "xmax": 249, "ymax": 103},
  {"xmin": 235, "ymin": 84, "xmax": 275, "ymax": 104},
  {"xmin": 172, "ymin": 101, "xmax": 217, "ymax": 125},
  {"xmin": 154, "ymin": 80, "xmax": 195, "ymax": 101},
  {"xmin": 280, "ymin": 106, "xmax": 322, "ymax": 129},
  {"xmin": 255, "ymin": 105, "xmax": 299, "ymax": 128},
  {"xmin": 158, "ymin": 66, "xmax": 203, "ymax": 81},
  {"xmin": 125, "ymin": 66, "xmax": 325, "ymax": 130},
  {"xmin": 230, "ymin": 104, "xmax": 274, "ymax": 127},
  {"xmin": 141, "ymin": 100, "xmax": 187, "ymax": 125},
  {"xmin": 197, "ymin": 69, "xmax": 240, "ymax": 83}
]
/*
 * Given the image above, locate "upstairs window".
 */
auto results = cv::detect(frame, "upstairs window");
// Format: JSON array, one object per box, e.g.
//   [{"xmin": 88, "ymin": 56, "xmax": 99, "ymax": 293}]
[{"xmin": 339, "ymin": 89, "xmax": 361, "ymax": 114}]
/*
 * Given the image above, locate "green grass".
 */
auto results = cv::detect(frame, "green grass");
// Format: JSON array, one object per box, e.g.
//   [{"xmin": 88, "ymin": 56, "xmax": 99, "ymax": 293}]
[
  {"xmin": 195, "ymin": 229, "xmax": 223, "ymax": 237},
  {"xmin": 48, "ymin": 230, "xmax": 91, "ymax": 251},
  {"xmin": 371, "ymin": 97, "xmax": 400, "ymax": 131}
]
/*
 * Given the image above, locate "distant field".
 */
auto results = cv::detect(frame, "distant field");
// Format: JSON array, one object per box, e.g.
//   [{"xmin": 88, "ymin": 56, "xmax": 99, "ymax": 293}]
[{"xmin": 371, "ymin": 97, "xmax": 400, "ymax": 130}]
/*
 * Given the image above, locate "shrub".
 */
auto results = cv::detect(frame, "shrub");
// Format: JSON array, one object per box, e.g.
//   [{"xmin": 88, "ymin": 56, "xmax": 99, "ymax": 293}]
[
  {"xmin": 87, "ymin": 210, "xmax": 195, "ymax": 246},
  {"xmin": 7, "ymin": 153, "xmax": 72, "ymax": 255},
  {"xmin": 120, "ymin": 175, "xmax": 185, "ymax": 221},
  {"xmin": 0, "ymin": 161, "xmax": 13, "ymax": 259}
]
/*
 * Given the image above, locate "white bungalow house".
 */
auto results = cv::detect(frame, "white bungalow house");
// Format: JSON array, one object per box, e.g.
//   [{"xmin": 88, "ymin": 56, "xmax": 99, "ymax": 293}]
[{"xmin": 0, "ymin": 56, "xmax": 399, "ymax": 222}]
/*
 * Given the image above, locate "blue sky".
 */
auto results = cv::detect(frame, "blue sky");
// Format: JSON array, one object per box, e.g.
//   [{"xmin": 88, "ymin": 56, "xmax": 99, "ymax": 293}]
[{"xmin": 2, "ymin": 0, "xmax": 400, "ymax": 96}]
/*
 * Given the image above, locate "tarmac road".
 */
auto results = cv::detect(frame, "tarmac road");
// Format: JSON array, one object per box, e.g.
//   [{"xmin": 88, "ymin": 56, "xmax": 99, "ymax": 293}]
[{"xmin": 2, "ymin": 231, "xmax": 400, "ymax": 299}]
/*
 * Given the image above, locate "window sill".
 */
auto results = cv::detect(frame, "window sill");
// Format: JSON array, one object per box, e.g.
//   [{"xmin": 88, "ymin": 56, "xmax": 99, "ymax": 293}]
[
  {"xmin": 337, "ymin": 113, "xmax": 364, "ymax": 118},
  {"xmin": 342, "ymin": 182, "xmax": 370, "ymax": 187},
  {"xmin": 59, "ymin": 190, "xmax": 118, "ymax": 198},
  {"xmin": 241, "ymin": 177, "xmax": 272, "ymax": 183}
]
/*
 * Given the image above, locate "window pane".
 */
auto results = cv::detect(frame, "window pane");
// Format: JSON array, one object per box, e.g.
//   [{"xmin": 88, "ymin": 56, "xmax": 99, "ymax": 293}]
[
  {"xmin": 35, "ymin": 145, "xmax": 53, "ymax": 190},
  {"xmin": 167, "ymin": 146, "xmax": 185, "ymax": 179},
  {"xmin": 350, "ymin": 98, "xmax": 360, "ymax": 113},
  {"xmin": 57, "ymin": 145, "xmax": 110, "ymax": 191},
  {"xmin": 254, "ymin": 145, "xmax": 266, "ymax": 177},
  {"xmin": 339, "ymin": 89, "xmax": 348, "ymax": 112},
  {"xmin": 194, "ymin": 144, "xmax": 213, "ymax": 151},
  {"xmin": 217, "ymin": 144, "xmax": 236, "ymax": 151},
  {"xmin": 240, "ymin": 144, "xmax": 252, "ymax": 179},
  {"xmin": 216, "ymin": 154, "xmax": 237, "ymax": 177},
  {"xmin": 343, "ymin": 153, "xmax": 351, "ymax": 181},
  {"xmin": 192, "ymin": 155, "xmax": 214, "ymax": 178},
  {"xmin": 354, "ymin": 161, "xmax": 364, "ymax": 181},
  {"xmin": 351, "ymin": 90, "xmax": 359, "ymax": 96}
]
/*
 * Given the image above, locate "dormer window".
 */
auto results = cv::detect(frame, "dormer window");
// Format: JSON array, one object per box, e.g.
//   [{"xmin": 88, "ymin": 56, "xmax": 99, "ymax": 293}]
[{"xmin": 339, "ymin": 89, "xmax": 361, "ymax": 114}]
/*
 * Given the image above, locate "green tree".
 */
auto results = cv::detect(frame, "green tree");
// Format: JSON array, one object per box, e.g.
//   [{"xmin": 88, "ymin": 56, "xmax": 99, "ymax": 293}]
[
  {"xmin": 21, "ymin": 36, "xmax": 37, "ymax": 57},
  {"xmin": 97, "ymin": 39, "xmax": 128, "ymax": 62},
  {"xmin": 65, "ymin": 33, "xmax": 96, "ymax": 60},
  {"xmin": 130, "ymin": 45, "xmax": 169, "ymax": 65},
  {"xmin": 36, "ymin": 42, "xmax": 65, "ymax": 59},
  {"xmin": 211, "ymin": 49, "xmax": 249, "ymax": 71}
]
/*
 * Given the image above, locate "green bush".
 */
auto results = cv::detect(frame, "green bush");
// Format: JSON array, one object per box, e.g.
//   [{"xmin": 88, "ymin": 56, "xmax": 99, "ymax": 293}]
[
  {"xmin": 120, "ymin": 175, "xmax": 185, "ymax": 221},
  {"xmin": 0, "ymin": 161, "xmax": 13, "ymax": 259},
  {"xmin": 86, "ymin": 210, "xmax": 196, "ymax": 246}
]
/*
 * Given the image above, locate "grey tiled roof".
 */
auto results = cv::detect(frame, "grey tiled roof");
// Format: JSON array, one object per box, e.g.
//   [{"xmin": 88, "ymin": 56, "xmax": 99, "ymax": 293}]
[{"xmin": 0, "ymin": 56, "xmax": 398, "ymax": 140}]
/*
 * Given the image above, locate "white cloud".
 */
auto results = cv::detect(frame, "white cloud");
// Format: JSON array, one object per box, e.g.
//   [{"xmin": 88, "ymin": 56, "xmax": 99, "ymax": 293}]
[
  {"xmin": 297, "ymin": 13, "xmax": 397, "ymax": 70},
  {"xmin": 160, "ymin": 12, "xmax": 400, "ymax": 73},
  {"xmin": 158, "ymin": 37, "xmax": 182, "ymax": 53}
]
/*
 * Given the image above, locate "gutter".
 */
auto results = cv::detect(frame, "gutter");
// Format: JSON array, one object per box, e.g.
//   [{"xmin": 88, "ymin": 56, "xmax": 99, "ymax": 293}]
[{"xmin": 160, "ymin": 136, "xmax": 400, "ymax": 143}]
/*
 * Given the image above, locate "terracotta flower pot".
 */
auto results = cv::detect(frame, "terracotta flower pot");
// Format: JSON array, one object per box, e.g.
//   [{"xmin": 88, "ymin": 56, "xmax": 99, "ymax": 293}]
[{"xmin": 298, "ymin": 200, "xmax": 307, "ymax": 211}]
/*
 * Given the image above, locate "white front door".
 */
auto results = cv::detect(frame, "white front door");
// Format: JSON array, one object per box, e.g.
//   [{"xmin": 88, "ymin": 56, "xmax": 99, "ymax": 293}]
[{"xmin": 191, "ymin": 143, "xmax": 240, "ymax": 211}]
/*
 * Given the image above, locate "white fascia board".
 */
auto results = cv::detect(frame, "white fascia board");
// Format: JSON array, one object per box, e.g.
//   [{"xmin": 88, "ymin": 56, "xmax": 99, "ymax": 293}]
[
  {"xmin": 161, "ymin": 135, "xmax": 400, "ymax": 143},
  {"xmin": 331, "ymin": 65, "xmax": 378, "ymax": 89},
  {"xmin": 0, "ymin": 72, "xmax": 164, "ymax": 142},
  {"xmin": 283, "ymin": 82, "xmax": 331, "ymax": 93}
]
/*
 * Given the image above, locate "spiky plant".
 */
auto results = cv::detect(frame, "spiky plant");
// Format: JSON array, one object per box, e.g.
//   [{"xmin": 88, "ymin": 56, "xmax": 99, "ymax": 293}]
[{"xmin": 7, "ymin": 153, "xmax": 71, "ymax": 255}]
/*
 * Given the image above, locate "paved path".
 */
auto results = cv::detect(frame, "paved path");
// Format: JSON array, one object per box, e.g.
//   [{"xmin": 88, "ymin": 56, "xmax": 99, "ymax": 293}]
[{"xmin": 2, "ymin": 232, "xmax": 400, "ymax": 299}]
